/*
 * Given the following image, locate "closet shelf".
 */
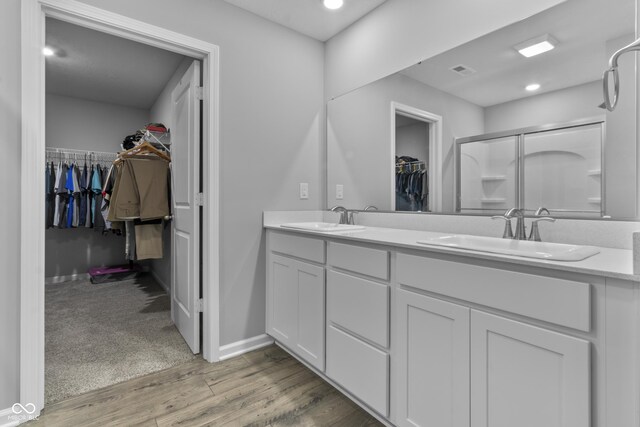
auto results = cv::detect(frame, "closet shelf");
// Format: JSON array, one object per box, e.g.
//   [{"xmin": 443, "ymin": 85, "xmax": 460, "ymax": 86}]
[
  {"xmin": 587, "ymin": 169, "xmax": 601, "ymax": 176},
  {"xmin": 481, "ymin": 198, "xmax": 507, "ymax": 203},
  {"xmin": 480, "ymin": 175, "xmax": 507, "ymax": 181}
]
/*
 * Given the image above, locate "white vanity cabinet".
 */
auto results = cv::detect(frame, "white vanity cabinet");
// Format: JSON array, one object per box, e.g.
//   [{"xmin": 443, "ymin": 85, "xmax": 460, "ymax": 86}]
[
  {"xmin": 265, "ymin": 226, "xmax": 639, "ymax": 427},
  {"xmin": 266, "ymin": 231, "xmax": 326, "ymax": 371},
  {"xmin": 470, "ymin": 310, "xmax": 590, "ymax": 427},
  {"xmin": 395, "ymin": 252, "xmax": 591, "ymax": 427},
  {"xmin": 325, "ymin": 242, "xmax": 391, "ymax": 417},
  {"xmin": 395, "ymin": 289, "xmax": 470, "ymax": 427}
]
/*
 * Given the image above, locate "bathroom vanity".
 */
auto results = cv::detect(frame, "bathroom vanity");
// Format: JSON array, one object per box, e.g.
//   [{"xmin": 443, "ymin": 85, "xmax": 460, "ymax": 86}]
[{"xmin": 264, "ymin": 218, "xmax": 639, "ymax": 427}]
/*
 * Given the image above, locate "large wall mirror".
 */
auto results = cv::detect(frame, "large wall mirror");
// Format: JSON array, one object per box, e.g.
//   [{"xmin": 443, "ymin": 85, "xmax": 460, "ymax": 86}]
[{"xmin": 327, "ymin": 0, "xmax": 638, "ymax": 219}]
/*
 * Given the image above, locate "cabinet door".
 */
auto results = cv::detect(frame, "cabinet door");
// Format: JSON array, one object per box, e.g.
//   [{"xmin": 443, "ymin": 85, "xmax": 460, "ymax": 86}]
[
  {"xmin": 395, "ymin": 289, "xmax": 470, "ymax": 427},
  {"xmin": 295, "ymin": 261, "xmax": 325, "ymax": 371},
  {"xmin": 268, "ymin": 254, "xmax": 298, "ymax": 349},
  {"xmin": 267, "ymin": 253, "xmax": 325, "ymax": 371},
  {"xmin": 470, "ymin": 310, "xmax": 590, "ymax": 427}
]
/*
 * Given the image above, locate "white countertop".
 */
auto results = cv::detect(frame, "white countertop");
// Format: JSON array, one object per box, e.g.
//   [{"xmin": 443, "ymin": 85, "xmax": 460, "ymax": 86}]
[{"xmin": 265, "ymin": 223, "xmax": 638, "ymax": 282}]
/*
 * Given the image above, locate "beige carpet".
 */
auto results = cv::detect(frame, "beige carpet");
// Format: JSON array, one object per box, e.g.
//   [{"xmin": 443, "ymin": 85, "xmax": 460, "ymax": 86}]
[{"xmin": 45, "ymin": 274, "xmax": 197, "ymax": 404}]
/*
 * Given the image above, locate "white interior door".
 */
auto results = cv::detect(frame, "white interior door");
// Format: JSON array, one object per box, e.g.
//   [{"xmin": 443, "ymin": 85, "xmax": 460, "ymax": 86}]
[{"xmin": 171, "ymin": 60, "xmax": 201, "ymax": 353}]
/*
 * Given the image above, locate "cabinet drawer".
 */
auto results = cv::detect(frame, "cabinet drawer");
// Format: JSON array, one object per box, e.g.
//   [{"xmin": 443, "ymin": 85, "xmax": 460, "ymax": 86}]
[
  {"xmin": 326, "ymin": 325, "xmax": 389, "ymax": 416},
  {"xmin": 328, "ymin": 242, "xmax": 389, "ymax": 280},
  {"xmin": 269, "ymin": 231, "xmax": 325, "ymax": 263},
  {"xmin": 327, "ymin": 270, "xmax": 389, "ymax": 347},
  {"xmin": 396, "ymin": 253, "xmax": 590, "ymax": 332}
]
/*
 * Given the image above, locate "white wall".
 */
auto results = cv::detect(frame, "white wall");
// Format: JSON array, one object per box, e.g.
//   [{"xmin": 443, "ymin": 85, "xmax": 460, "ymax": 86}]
[
  {"xmin": 0, "ymin": 0, "xmax": 21, "ymax": 411},
  {"xmin": 484, "ymin": 81, "xmax": 604, "ymax": 133},
  {"xmin": 324, "ymin": 0, "xmax": 566, "ymax": 99},
  {"xmin": 45, "ymin": 94, "xmax": 149, "ymax": 278},
  {"xmin": 327, "ymin": 73, "xmax": 484, "ymax": 211}
]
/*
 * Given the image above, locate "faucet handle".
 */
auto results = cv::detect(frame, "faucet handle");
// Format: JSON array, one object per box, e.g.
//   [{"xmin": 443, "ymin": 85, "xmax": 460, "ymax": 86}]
[
  {"xmin": 531, "ymin": 216, "xmax": 556, "ymax": 224},
  {"xmin": 528, "ymin": 216, "xmax": 555, "ymax": 241},
  {"xmin": 491, "ymin": 215, "xmax": 514, "ymax": 239}
]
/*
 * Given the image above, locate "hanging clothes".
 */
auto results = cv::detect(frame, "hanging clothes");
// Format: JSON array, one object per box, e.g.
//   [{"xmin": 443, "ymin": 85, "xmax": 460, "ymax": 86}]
[
  {"xmin": 79, "ymin": 163, "xmax": 88, "ymax": 227},
  {"xmin": 46, "ymin": 162, "xmax": 56, "ymax": 229},
  {"xmin": 57, "ymin": 163, "xmax": 69, "ymax": 228},
  {"xmin": 107, "ymin": 144, "xmax": 171, "ymax": 260},
  {"xmin": 396, "ymin": 156, "xmax": 427, "ymax": 212}
]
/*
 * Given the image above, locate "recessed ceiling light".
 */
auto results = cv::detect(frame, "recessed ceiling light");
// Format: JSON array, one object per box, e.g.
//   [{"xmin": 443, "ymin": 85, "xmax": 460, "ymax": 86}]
[
  {"xmin": 526, "ymin": 83, "xmax": 541, "ymax": 92},
  {"xmin": 42, "ymin": 47, "xmax": 55, "ymax": 57},
  {"xmin": 514, "ymin": 34, "xmax": 557, "ymax": 58},
  {"xmin": 323, "ymin": 0, "xmax": 344, "ymax": 10}
]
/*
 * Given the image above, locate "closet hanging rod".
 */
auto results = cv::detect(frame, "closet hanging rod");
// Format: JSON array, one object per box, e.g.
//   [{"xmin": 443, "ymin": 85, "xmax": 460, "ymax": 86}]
[
  {"xmin": 45, "ymin": 147, "xmax": 118, "ymax": 157},
  {"xmin": 395, "ymin": 160, "xmax": 425, "ymax": 166}
]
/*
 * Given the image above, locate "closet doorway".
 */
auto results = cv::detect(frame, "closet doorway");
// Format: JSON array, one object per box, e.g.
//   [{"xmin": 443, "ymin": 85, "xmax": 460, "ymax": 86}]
[
  {"xmin": 21, "ymin": 0, "xmax": 220, "ymax": 413},
  {"xmin": 43, "ymin": 17, "xmax": 200, "ymax": 405},
  {"xmin": 390, "ymin": 102, "xmax": 443, "ymax": 212}
]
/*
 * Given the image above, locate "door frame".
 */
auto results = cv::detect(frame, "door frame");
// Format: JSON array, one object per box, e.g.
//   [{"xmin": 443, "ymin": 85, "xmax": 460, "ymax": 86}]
[
  {"xmin": 20, "ymin": 0, "xmax": 221, "ymax": 412},
  {"xmin": 390, "ymin": 102, "xmax": 443, "ymax": 211}
]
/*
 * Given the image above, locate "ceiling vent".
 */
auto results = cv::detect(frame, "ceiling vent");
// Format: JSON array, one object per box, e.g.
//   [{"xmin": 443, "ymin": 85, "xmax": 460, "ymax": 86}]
[{"xmin": 450, "ymin": 64, "xmax": 476, "ymax": 76}]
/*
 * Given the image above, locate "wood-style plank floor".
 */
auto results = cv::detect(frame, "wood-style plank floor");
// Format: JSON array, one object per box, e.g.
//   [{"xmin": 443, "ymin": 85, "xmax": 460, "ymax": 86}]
[{"xmin": 27, "ymin": 345, "xmax": 383, "ymax": 426}]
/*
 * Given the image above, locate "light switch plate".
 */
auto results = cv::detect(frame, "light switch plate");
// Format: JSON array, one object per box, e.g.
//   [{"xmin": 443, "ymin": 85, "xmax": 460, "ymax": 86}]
[
  {"xmin": 336, "ymin": 184, "xmax": 344, "ymax": 200},
  {"xmin": 299, "ymin": 183, "xmax": 309, "ymax": 199}
]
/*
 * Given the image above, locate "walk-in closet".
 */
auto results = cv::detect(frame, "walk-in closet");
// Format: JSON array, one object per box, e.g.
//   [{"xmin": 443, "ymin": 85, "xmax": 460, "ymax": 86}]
[{"xmin": 44, "ymin": 17, "xmax": 202, "ymax": 404}]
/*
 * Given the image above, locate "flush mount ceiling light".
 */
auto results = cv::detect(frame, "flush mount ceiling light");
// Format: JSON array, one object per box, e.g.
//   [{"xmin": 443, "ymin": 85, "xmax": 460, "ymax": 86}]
[
  {"xmin": 42, "ymin": 46, "xmax": 55, "ymax": 56},
  {"xmin": 514, "ymin": 34, "xmax": 557, "ymax": 58},
  {"xmin": 526, "ymin": 83, "xmax": 541, "ymax": 91},
  {"xmin": 323, "ymin": 0, "xmax": 344, "ymax": 10}
]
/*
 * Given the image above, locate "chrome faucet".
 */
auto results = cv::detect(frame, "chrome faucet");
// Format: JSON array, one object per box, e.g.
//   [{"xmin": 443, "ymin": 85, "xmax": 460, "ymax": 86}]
[
  {"xmin": 330, "ymin": 206, "xmax": 350, "ymax": 224},
  {"xmin": 529, "ymin": 207, "xmax": 556, "ymax": 241},
  {"xmin": 504, "ymin": 208, "xmax": 527, "ymax": 240},
  {"xmin": 363, "ymin": 205, "xmax": 378, "ymax": 211}
]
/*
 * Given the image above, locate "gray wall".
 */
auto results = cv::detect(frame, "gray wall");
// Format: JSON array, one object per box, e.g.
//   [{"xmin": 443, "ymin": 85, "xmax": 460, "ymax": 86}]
[
  {"xmin": 396, "ymin": 121, "xmax": 429, "ymax": 163},
  {"xmin": 1, "ymin": 0, "xmax": 324, "ymax": 410},
  {"xmin": 324, "ymin": 0, "xmax": 565, "ymax": 99},
  {"xmin": 46, "ymin": 93, "xmax": 149, "ymax": 152},
  {"xmin": 605, "ymin": 34, "xmax": 638, "ymax": 218},
  {"xmin": 327, "ymin": 73, "xmax": 484, "ymax": 211},
  {"xmin": 45, "ymin": 94, "xmax": 149, "ymax": 278},
  {"xmin": 68, "ymin": 0, "xmax": 325, "ymax": 350},
  {"xmin": 0, "ymin": 0, "xmax": 21, "ymax": 410}
]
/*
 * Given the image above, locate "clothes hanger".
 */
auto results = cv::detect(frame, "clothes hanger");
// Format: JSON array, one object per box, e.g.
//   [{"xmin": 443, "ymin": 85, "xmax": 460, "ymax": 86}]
[{"xmin": 117, "ymin": 141, "xmax": 171, "ymax": 163}]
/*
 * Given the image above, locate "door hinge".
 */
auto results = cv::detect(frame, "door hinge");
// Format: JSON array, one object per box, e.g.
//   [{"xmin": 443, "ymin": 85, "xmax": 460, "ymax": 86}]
[
  {"xmin": 195, "ymin": 86, "xmax": 204, "ymax": 100},
  {"xmin": 196, "ymin": 298, "xmax": 204, "ymax": 313},
  {"xmin": 195, "ymin": 193, "xmax": 204, "ymax": 206}
]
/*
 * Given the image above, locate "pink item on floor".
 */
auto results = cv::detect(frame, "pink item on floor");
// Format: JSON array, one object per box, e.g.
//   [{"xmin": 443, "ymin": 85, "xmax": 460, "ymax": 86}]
[{"xmin": 88, "ymin": 264, "xmax": 143, "ymax": 284}]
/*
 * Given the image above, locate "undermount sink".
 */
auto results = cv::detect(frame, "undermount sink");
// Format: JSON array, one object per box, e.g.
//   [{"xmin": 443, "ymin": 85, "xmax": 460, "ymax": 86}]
[
  {"xmin": 416, "ymin": 234, "xmax": 600, "ymax": 261},
  {"xmin": 280, "ymin": 222, "xmax": 366, "ymax": 232}
]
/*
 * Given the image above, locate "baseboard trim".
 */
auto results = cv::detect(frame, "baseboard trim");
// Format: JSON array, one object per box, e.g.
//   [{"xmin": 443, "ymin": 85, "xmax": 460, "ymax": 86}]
[
  {"xmin": 0, "ymin": 406, "xmax": 35, "ymax": 427},
  {"xmin": 218, "ymin": 334, "xmax": 274, "ymax": 361},
  {"xmin": 149, "ymin": 270, "xmax": 170, "ymax": 294},
  {"xmin": 45, "ymin": 273, "xmax": 90, "ymax": 284}
]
